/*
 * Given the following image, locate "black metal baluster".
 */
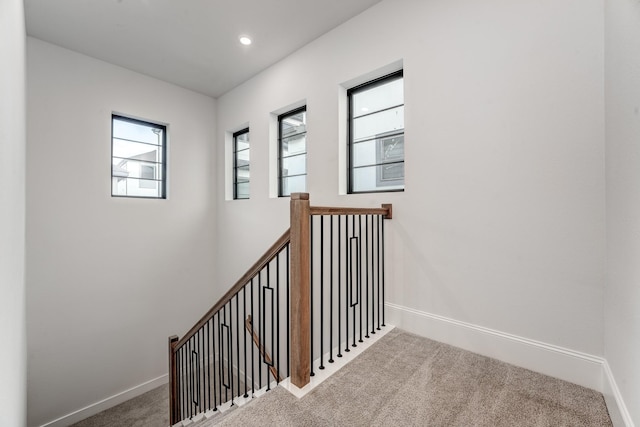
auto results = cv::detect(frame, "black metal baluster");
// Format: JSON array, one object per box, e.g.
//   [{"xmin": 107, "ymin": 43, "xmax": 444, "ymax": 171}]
[
  {"xmin": 358, "ymin": 215, "xmax": 363, "ymax": 344},
  {"xmin": 350, "ymin": 236, "xmax": 357, "ymax": 349},
  {"xmin": 224, "ymin": 305, "xmax": 229, "ymax": 403},
  {"xmin": 250, "ymin": 278, "xmax": 255, "ymax": 395},
  {"xmin": 204, "ymin": 326, "xmax": 207, "ymax": 413},
  {"xmin": 310, "ymin": 216, "xmax": 315, "ymax": 377},
  {"xmin": 197, "ymin": 329, "xmax": 202, "ymax": 412},
  {"xmin": 193, "ymin": 336, "xmax": 197, "ymax": 416},
  {"xmin": 185, "ymin": 339, "xmax": 190, "ymax": 418},
  {"xmin": 234, "ymin": 295, "xmax": 239, "ymax": 404},
  {"xmin": 178, "ymin": 346, "xmax": 183, "ymax": 420},
  {"xmin": 377, "ymin": 215, "xmax": 381, "ymax": 331},
  {"xmin": 206, "ymin": 319, "xmax": 211, "ymax": 411},
  {"xmin": 185, "ymin": 341, "xmax": 189, "ymax": 419},
  {"xmin": 270, "ymin": 281, "xmax": 275, "ymax": 386},
  {"xmin": 182, "ymin": 345, "xmax": 186, "ymax": 418},
  {"xmin": 370, "ymin": 215, "xmax": 375, "ymax": 335},
  {"xmin": 258, "ymin": 271, "xmax": 262, "ymax": 389},
  {"xmin": 212, "ymin": 315, "xmax": 217, "ymax": 411},
  {"xmin": 265, "ymin": 263, "xmax": 271, "ymax": 390},
  {"xmin": 218, "ymin": 310, "xmax": 223, "ymax": 405},
  {"xmin": 188, "ymin": 338, "xmax": 193, "ymax": 418},
  {"xmin": 381, "ymin": 214, "xmax": 385, "ymax": 328},
  {"xmin": 243, "ymin": 287, "xmax": 248, "ymax": 398},
  {"xmin": 352, "ymin": 215, "xmax": 357, "ymax": 348},
  {"xmin": 196, "ymin": 332, "xmax": 202, "ymax": 412},
  {"xmin": 337, "ymin": 215, "xmax": 342, "ymax": 358},
  {"xmin": 365, "ymin": 215, "xmax": 370, "ymax": 339},
  {"xmin": 329, "ymin": 215, "xmax": 334, "ymax": 363},
  {"xmin": 200, "ymin": 329, "xmax": 204, "ymax": 412},
  {"xmin": 345, "ymin": 215, "xmax": 350, "ymax": 353},
  {"xmin": 286, "ymin": 244, "xmax": 290, "ymax": 378},
  {"xmin": 229, "ymin": 302, "xmax": 234, "ymax": 404},
  {"xmin": 276, "ymin": 251, "xmax": 281, "ymax": 383},
  {"xmin": 263, "ymin": 278, "xmax": 275, "ymax": 390},
  {"xmin": 319, "ymin": 215, "xmax": 325, "ymax": 370}
]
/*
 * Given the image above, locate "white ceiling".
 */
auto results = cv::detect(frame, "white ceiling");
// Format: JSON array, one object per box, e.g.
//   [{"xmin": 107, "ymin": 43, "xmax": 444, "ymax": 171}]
[{"xmin": 24, "ymin": 0, "xmax": 382, "ymax": 98}]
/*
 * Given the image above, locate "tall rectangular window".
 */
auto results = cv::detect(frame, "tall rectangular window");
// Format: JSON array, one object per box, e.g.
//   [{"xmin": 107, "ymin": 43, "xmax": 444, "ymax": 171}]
[
  {"xmin": 348, "ymin": 70, "xmax": 404, "ymax": 193},
  {"xmin": 278, "ymin": 106, "xmax": 307, "ymax": 197},
  {"xmin": 112, "ymin": 115, "xmax": 166, "ymax": 198},
  {"xmin": 233, "ymin": 128, "xmax": 250, "ymax": 199}
]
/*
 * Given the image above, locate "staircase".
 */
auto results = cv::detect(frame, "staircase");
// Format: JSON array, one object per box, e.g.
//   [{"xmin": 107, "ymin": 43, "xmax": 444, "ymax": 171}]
[{"xmin": 168, "ymin": 193, "xmax": 392, "ymax": 426}]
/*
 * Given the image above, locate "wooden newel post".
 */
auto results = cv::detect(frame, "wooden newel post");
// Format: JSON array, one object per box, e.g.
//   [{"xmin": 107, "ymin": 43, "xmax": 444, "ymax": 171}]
[
  {"xmin": 168, "ymin": 335, "xmax": 180, "ymax": 425},
  {"xmin": 290, "ymin": 192, "xmax": 311, "ymax": 388}
]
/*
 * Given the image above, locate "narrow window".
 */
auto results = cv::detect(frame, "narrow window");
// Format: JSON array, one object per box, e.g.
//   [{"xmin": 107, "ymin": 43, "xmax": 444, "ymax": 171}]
[
  {"xmin": 348, "ymin": 70, "xmax": 404, "ymax": 193},
  {"xmin": 233, "ymin": 128, "xmax": 250, "ymax": 199},
  {"xmin": 112, "ymin": 115, "xmax": 166, "ymax": 198},
  {"xmin": 278, "ymin": 106, "xmax": 307, "ymax": 197}
]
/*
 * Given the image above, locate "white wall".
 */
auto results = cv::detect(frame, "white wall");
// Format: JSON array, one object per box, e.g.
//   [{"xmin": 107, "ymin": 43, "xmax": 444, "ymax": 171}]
[
  {"xmin": 26, "ymin": 38, "xmax": 217, "ymax": 426},
  {"xmin": 216, "ymin": 0, "xmax": 605, "ymax": 363},
  {"xmin": 0, "ymin": 0, "xmax": 27, "ymax": 426},
  {"xmin": 605, "ymin": 0, "xmax": 640, "ymax": 424}
]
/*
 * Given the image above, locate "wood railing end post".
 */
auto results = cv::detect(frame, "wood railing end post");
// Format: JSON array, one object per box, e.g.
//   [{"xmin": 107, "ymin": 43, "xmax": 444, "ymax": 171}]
[
  {"xmin": 168, "ymin": 335, "xmax": 180, "ymax": 425},
  {"xmin": 290, "ymin": 192, "xmax": 311, "ymax": 388},
  {"xmin": 382, "ymin": 203, "xmax": 392, "ymax": 220}
]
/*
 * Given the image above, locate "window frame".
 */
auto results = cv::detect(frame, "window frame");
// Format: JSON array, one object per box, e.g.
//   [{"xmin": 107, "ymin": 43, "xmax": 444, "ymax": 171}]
[
  {"xmin": 233, "ymin": 127, "xmax": 250, "ymax": 200},
  {"xmin": 278, "ymin": 105, "xmax": 307, "ymax": 197},
  {"xmin": 347, "ymin": 70, "xmax": 404, "ymax": 194},
  {"xmin": 111, "ymin": 114, "xmax": 167, "ymax": 199}
]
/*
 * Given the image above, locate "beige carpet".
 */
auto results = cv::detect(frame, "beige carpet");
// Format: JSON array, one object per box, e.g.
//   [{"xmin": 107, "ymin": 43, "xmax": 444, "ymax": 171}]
[
  {"xmin": 71, "ymin": 384, "xmax": 168, "ymax": 427},
  {"xmin": 73, "ymin": 328, "xmax": 612, "ymax": 427},
  {"xmin": 206, "ymin": 328, "xmax": 612, "ymax": 427}
]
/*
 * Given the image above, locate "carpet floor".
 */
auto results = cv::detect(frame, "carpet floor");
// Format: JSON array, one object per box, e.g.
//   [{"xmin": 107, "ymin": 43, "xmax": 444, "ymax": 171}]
[{"xmin": 72, "ymin": 328, "xmax": 612, "ymax": 427}]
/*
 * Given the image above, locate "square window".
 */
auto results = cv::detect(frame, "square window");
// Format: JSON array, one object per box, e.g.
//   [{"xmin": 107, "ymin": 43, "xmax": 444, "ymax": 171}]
[{"xmin": 112, "ymin": 115, "xmax": 166, "ymax": 198}]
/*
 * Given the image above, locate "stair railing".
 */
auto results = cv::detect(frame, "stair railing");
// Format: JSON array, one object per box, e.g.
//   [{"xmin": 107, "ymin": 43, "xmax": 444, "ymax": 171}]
[
  {"xmin": 168, "ymin": 193, "xmax": 391, "ymax": 425},
  {"xmin": 168, "ymin": 230, "xmax": 291, "ymax": 424}
]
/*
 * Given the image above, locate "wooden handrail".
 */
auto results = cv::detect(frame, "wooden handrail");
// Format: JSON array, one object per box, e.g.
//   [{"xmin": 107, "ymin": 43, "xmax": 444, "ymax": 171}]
[
  {"xmin": 175, "ymin": 229, "xmax": 291, "ymax": 349},
  {"xmin": 245, "ymin": 316, "xmax": 281, "ymax": 382},
  {"xmin": 310, "ymin": 204, "xmax": 392, "ymax": 219}
]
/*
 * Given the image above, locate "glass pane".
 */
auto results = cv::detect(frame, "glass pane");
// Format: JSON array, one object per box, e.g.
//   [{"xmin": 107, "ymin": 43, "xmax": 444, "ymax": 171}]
[
  {"xmin": 281, "ymin": 154, "xmax": 306, "ymax": 177},
  {"xmin": 353, "ymin": 77, "xmax": 404, "ymax": 118},
  {"xmin": 112, "ymin": 177, "xmax": 162, "ymax": 197},
  {"xmin": 235, "ymin": 132, "xmax": 250, "ymax": 151},
  {"xmin": 281, "ymin": 111, "xmax": 306, "ymax": 138},
  {"xmin": 353, "ymin": 135, "xmax": 404, "ymax": 168},
  {"xmin": 352, "ymin": 140, "xmax": 377, "ymax": 168},
  {"xmin": 281, "ymin": 175, "xmax": 306, "ymax": 196},
  {"xmin": 236, "ymin": 148, "xmax": 250, "ymax": 165},
  {"xmin": 113, "ymin": 139, "xmax": 161, "ymax": 161},
  {"xmin": 112, "ymin": 158, "xmax": 162, "ymax": 180},
  {"xmin": 235, "ymin": 165, "xmax": 250, "ymax": 183},
  {"xmin": 236, "ymin": 181, "xmax": 250, "ymax": 199},
  {"xmin": 113, "ymin": 118, "xmax": 163, "ymax": 145},
  {"xmin": 281, "ymin": 134, "xmax": 306, "ymax": 157},
  {"xmin": 353, "ymin": 106, "xmax": 404, "ymax": 143},
  {"xmin": 352, "ymin": 164, "xmax": 404, "ymax": 193}
]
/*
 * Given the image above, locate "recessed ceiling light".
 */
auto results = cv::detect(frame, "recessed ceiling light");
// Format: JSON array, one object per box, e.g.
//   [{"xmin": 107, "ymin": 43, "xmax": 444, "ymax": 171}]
[
  {"xmin": 361, "ymin": 107, "xmax": 369, "ymax": 112},
  {"xmin": 239, "ymin": 36, "xmax": 252, "ymax": 46}
]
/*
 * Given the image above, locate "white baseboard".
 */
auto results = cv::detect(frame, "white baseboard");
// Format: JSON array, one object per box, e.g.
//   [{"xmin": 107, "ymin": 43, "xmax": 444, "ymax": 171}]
[
  {"xmin": 603, "ymin": 361, "xmax": 636, "ymax": 427},
  {"xmin": 386, "ymin": 302, "xmax": 636, "ymax": 426},
  {"xmin": 40, "ymin": 374, "xmax": 168, "ymax": 427},
  {"xmin": 386, "ymin": 302, "xmax": 604, "ymax": 389}
]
